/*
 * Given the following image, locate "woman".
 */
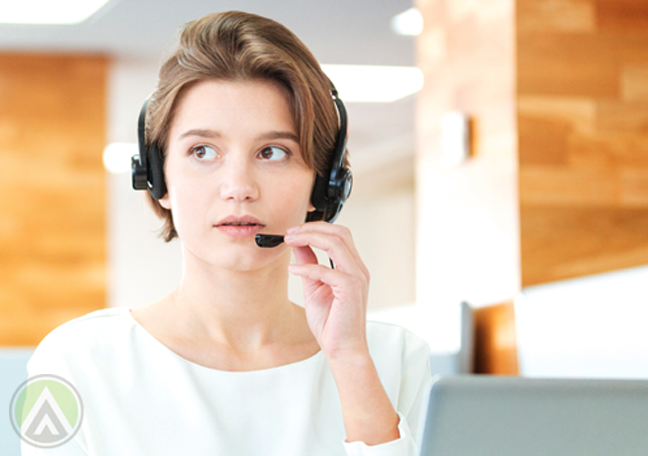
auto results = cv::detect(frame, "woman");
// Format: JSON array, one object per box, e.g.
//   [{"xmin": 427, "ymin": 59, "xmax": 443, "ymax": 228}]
[{"xmin": 25, "ymin": 11, "xmax": 431, "ymax": 456}]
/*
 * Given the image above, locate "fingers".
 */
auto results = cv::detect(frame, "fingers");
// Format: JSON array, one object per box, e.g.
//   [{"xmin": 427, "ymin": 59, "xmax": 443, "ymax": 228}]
[
  {"xmin": 287, "ymin": 230, "xmax": 357, "ymax": 274},
  {"xmin": 285, "ymin": 225, "xmax": 366, "ymax": 279},
  {"xmin": 288, "ymin": 262, "xmax": 365, "ymax": 294},
  {"xmin": 292, "ymin": 244, "xmax": 318, "ymax": 267},
  {"xmin": 289, "ymin": 222, "xmax": 360, "ymax": 260},
  {"xmin": 285, "ymin": 222, "xmax": 370, "ymax": 281}
]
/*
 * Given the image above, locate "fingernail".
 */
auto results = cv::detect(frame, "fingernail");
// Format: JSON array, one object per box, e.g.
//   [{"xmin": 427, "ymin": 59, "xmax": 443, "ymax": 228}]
[{"xmin": 286, "ymin": 226, "xmax": 299, "ymax": 235}]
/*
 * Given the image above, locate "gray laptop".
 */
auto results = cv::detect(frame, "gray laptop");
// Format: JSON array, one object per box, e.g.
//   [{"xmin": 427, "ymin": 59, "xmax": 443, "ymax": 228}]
[{"xmin": 419, "ymin": 376, "xmax": 648, "ymax": 456}]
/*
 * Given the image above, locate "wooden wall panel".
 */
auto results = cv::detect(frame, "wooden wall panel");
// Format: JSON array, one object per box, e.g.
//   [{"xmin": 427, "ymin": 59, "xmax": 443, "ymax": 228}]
[
  {"xmin": 518, "ymin": 0, "xmax": 648, "ymax": 286},
  {"xmin": 597, "ymin": 0, "xmax": 648, "ymax": 31},
  {"xmin": 473, "ymin": 302, "xmax": 519, "ymax": 375},
  {"xmin": 0, "ymin": 54, "xmax": 107, "ymax": 346}
]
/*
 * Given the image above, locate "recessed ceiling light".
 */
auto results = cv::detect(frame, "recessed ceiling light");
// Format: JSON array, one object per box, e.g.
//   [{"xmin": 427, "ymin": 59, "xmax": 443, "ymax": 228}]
[
  {"xmin": 391, "ymin": 8, "xmax": 423, "ymax": 36},
  {"xmin": 0, "ymin": 0, "xmax": 111, "ymax": 25},
  {"xmin": 322, "ymin": 64, "xmax": 423, "ymax": 103}
]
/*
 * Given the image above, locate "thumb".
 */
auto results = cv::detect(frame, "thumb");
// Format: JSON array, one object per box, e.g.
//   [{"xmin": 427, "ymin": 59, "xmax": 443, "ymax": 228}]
[{"xmin": 292, "ymin": 244, "xmax": 318, "ymax": 266}]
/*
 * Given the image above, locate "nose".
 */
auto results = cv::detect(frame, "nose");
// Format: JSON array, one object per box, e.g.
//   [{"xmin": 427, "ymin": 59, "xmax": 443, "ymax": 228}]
[{"xmin": 219, "ymin": 154, "xmax": 259, "ymax": 203}]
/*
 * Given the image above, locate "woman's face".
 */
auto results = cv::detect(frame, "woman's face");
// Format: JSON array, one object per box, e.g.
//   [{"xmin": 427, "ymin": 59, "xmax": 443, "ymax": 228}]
[{"xmin": 160, "ymin": 79, "xmax": 316, "ymax": 271}]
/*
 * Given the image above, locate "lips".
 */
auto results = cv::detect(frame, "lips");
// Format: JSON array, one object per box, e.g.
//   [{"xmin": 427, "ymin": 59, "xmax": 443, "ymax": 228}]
[{"xmin": 215, "ymin": 215, "xmax": 265, "ymax": 238}]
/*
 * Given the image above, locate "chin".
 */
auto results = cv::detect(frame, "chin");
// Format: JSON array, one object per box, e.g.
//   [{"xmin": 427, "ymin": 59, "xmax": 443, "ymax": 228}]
[
  {"xmin": 191, "ymin": 241, "xmax": 289, "ymax": 273},
  {"xmin": 221, "ymin": 255, "xmax": 287, "ymax": 274}
]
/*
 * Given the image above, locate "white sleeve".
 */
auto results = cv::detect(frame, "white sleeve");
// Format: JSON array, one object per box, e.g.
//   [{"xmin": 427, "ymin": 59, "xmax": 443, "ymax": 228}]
[
  {"xmin": 341, "ymin": 411, "xmax": 417, "ymax": 456},
  {"xmin": 341, "ymin": 333, "xmax": 433, "ymax": 456}
]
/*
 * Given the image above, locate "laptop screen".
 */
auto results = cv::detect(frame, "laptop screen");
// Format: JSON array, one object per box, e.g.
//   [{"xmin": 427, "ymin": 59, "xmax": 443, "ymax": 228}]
[{"xmin": 419, "ymin": 376, "xmax": 648, "ymax": 456}]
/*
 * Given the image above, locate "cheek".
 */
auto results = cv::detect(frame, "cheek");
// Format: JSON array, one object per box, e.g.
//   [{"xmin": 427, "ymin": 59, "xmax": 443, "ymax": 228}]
[
  {"xmin": 165, "ymin": 179, "xmax": 213, "ymax": 235},
  {"xmin": 272, "ymin": 174, "xmax": 315, "ymax": 219}
]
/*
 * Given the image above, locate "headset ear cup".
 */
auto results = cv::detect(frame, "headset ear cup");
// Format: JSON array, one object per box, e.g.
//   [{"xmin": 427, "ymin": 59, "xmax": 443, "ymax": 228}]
[
  {"xmin": 148, "ymin": 144, "xmax": 167, "ymax": 200},
  {"xmin": 133, "ymin": 98, "xmax": 150, "ymax": 191},
  {"xmin": 325, "ymin": 168, "xmax": 352, "ymax": 223},
  {"xmin": 131, "ymin": 155, "xmax": 148, "ymax": 190},
  {"xmin": 305, "ymin": 208, "xmax": 324, "ymax": 223},
  {"xmin": 310, "ymin": 173, "xmax": 328, "ymax": 212}
]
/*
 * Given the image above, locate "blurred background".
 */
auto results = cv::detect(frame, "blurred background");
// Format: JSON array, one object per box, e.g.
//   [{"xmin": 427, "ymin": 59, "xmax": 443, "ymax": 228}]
[{"xmin": 1, "ymin": 0, "xmax": 648, "ymax": 397}]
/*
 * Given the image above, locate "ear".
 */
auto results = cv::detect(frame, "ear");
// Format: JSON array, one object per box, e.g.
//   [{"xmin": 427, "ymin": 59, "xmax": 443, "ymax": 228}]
[
  {"xmin": 158, "ymin": 192, "xmax": 171, "ymax": 210},
  {"xmin": 308, "ymin": 172, "xmax": 318, "ymax": 213}
]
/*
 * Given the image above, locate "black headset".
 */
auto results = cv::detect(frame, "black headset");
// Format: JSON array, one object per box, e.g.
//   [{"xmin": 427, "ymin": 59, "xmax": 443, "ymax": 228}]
[{"xmin": 131, "ymin": 81, "xmax": 353, "ymax": 223}]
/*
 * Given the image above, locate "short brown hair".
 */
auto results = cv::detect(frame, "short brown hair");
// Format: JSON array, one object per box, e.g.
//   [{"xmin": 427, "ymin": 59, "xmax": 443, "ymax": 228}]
[{"xmin": 144, "ymin": 11, "xmax": 347, "ymax": 242}]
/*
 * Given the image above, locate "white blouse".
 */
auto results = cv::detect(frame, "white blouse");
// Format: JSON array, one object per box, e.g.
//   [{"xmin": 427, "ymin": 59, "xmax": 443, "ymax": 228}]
[{"xmin": 23, "ymin": 307, "xmax": 432, "ymax": 456}]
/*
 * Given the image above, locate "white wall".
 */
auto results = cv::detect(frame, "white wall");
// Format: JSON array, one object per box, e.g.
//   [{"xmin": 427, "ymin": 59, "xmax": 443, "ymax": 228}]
[
  {"xmin": 516, "ymin": 265, "xmax": 648, "ymax": 379},
  {"xmin": 106, "ymin": 58, "xmax": 183, "ymax": 309},
  {"xmin": 414, "ymin": 150, "xmax": 520, "ymax": 325}
]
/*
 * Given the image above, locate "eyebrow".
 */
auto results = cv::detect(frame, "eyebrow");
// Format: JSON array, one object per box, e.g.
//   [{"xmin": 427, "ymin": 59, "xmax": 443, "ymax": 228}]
[
  {"xmin": 178, "ymin": 129, "xmax": 298, "ymax": 143},
  {"xmin": 178, "ymin": 129, "xmax": 222, "ymax": 140},
  {"xmin": 254, "ymin": 131, "xmax": 299, "ymax": 143}
]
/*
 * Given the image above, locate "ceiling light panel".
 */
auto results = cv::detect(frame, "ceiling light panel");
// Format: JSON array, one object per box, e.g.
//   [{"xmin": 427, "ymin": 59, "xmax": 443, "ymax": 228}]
[
  {"xmin": 322, "ymin": 64, "xmax": 423, "ymax": 103},
  {"xmin": 0, "ymin": 0, "xmax": 110, "ymax": 24}
]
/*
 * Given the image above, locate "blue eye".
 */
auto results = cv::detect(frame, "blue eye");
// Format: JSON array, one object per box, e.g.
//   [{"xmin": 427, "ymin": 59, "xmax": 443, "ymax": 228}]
[
  {"xmin": 259, "ymin": 146, "xmax": 288, "ymax": 161},
  {"xmin": 192, "ymin": 145, "xmax": 218, "ymax": 160}
]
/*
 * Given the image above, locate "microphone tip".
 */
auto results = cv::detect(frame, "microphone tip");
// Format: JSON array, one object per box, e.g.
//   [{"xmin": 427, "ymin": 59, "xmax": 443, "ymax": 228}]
[{"xmin": 255, "ymin": 234, "xmax": 285, "ymax": 248}]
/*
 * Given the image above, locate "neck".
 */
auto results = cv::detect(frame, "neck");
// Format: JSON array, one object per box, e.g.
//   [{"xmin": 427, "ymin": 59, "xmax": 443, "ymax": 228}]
[{"xmin": 167, "ymin": 245, "xmax": 302, "ymax": 354}]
